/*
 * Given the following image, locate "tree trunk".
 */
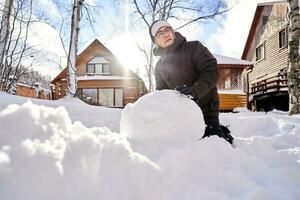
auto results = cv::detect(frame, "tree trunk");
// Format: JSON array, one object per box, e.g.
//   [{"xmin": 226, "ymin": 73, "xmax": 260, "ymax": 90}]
[
  {"xmin": 0, "ymin": 0, "xmax": 13, "ymax": 90},
  {"xmin": 288, "ymin": 0, "xmax": 300, "ymax": 115},
  {"xmin": 66, "ymin": 0, "xmax": 83, "ymax": 97}
]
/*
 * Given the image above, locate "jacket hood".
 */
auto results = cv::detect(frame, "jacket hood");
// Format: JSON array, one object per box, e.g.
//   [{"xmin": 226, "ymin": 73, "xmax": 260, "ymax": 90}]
[{"xmin": 153, "ymin": 32, "xmax": 186, "ymax": 57}]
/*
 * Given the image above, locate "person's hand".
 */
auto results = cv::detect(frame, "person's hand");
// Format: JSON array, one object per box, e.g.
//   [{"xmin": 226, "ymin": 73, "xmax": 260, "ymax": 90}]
[
  {"xmin": 202, "ymin": 125, "xmax": 235, "ymax": 145},
  {"xmin": 175, "ymin": 85, "xmax": 198, "ymax": 101}
]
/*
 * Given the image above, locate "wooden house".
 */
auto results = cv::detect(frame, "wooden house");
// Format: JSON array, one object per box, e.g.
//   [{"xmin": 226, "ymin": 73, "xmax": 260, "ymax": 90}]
[
  {"xmin": 214, "ymin": 54, "xmax": 253, "ymax": 111},
  {"xmin": 51, "ymin": 39, "xmax": 147, "ymax": 107},
  {"xmin": 242, "ymin": 1, "xmax": 289, "ymax": 111},
  {"xmin": 16, "ymin": 83, "xmax": 50, "ymax": 99}
]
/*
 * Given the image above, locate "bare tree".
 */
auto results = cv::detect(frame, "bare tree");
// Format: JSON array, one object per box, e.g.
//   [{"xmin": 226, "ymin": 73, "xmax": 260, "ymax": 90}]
[
  {"xmin": 288, "ymin": 0, "xmax": 300, "ymax": 115},
  {"xmin": 46, "ymin": 0, "xmax": 100, "ymax": 97},
  {"xmin": 65, "ymin": 0, "xmax": 84, "ymax": 97},
  {"xmin": 0, "ymin": 0, "xmax": 38, "ymax": 93},
  {"xmin": 0, "ymin": 0, "xmax": 13, "ymax": 90},
  {"xmin": 132, "ymin": 0, "xmax": 229, "ymax": 91}
]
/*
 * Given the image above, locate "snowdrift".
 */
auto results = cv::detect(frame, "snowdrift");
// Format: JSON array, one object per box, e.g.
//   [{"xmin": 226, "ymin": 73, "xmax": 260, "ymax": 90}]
[{"xmin": 0, "ymin": 90, "xmax": 300, "ymax": 200}]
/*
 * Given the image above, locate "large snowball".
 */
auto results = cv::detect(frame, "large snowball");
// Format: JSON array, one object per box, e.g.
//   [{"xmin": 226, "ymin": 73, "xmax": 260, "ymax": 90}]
[{"xmin": 120, "ymin": 90, "xmax": 205, "ymax": 142}]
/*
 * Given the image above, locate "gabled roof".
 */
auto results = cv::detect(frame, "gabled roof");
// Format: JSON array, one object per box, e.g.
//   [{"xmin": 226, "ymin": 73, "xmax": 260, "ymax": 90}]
[
  {"xmin": 241, "ymin": 0, "xmax": 287, "ymax": 60},
  {"xmin": 51, "ymin": 68, "xmax": 67, "ymax": 83},
  {"xmin": 77, "ymin": 39, "xmax": 114, "ymax": 59},
  {"xmin": 51, "ymin": 39, "xmax": 140, "ymax": 84}
]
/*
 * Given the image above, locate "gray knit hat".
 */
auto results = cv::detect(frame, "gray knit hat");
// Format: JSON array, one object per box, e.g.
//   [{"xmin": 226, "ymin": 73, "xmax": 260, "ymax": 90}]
[{"xmin": 149, "ymin": 20, "xmax": 172, "ymax": 42}]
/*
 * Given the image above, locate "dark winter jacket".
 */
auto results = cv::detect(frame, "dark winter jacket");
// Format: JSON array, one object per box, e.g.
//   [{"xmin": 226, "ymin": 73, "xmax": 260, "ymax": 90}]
[{"xmin": 154, "ymin": 32, "xmax": 219, "ymax": 114}]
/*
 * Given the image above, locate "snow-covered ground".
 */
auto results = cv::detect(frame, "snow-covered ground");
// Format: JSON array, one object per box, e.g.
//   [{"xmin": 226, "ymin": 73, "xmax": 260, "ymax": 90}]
[{"xmin": 0, "ymin": 90, "xmax": 299, "ymax": 200}]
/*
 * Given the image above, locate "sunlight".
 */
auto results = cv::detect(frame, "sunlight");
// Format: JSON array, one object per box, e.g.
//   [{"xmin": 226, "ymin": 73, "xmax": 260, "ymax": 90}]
[
  {"xmin": 108, "ymin": 0, "xmax": 145, "ymax": 72},
  {"xmin": 107, "ymin": 33, "xmax": 145, "ymax": 74},
  {"xmin": 106, "ymin": 0, "xmax": 146, "ymax": 75}
]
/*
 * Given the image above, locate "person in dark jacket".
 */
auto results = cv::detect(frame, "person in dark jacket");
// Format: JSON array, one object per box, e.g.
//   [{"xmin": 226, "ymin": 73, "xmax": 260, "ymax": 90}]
[{"xmin": 149, "ymin": 20, "xmax": 234, "ymax": 145}]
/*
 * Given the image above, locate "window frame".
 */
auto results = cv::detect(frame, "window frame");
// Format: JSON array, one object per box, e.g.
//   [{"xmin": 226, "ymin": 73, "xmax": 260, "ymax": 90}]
[
  {"xmin": 86, "ymin": 57, "xmax": 111, "ymax": 75},
  {"xmin": 279, "ymin": 28, "xmax": 287, "ymax": 49},
  {"xmin": 256, "ymin": 43, "xmax": 265, "ymax": 62},
  {"xmin": 87, "ymin": 63, "xmax": 95, "ymax": 74},
  {"xmin": 78, "ymin": 88, "xmax": 124, "ymax": 107}
]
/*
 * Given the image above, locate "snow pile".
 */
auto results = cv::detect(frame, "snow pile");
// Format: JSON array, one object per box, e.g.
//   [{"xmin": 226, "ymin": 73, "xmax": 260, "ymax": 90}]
[
  {"xmin": 0, "ymin": 90, "xmax": 300, "ymax": 200},
  {"xmin": 120, "ymin": 91, "xmax": 300, "ymax": 199},
  {"xmin": 221, "ymin": 111, "xmax": 300, "ymax": 163},
  {"xmin": 0, "ymin": 101, "xmax": 165, "ymax": 200},
  {"xmin": 0, "ymin": 91, "xmax": 122, "ymax": 132},
  {"xmin": 121, "ymin": 90, "xmax": 204, "ymax": 142}
]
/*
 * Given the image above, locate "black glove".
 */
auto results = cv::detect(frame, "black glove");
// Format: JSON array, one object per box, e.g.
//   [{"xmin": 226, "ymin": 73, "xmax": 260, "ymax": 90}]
[
  {"xmin": 175, "ymin": 85, "xmax": 198, "ymax": 101},
  {"xmin": 202, "ymin": 125, "xmax": 235, "ymax": 145}
]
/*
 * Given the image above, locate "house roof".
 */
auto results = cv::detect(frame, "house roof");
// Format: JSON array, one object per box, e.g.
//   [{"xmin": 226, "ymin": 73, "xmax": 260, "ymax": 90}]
[
  {"xmin": 51, "ymin": 68, "xmax": 67, "ymax": 84},
  {"xmin": 77, "ymin": 39, "xmax": 114, "ymax": 59},
  {"xmin": 51, "ymin": 39, "xmax": 137, "ymax": 84},
  {"xmin": 241, "ymin": 0, "xmax": 287, "ymax": 59},
  {"xmin": 17, "ymin": 83, "xmax": 50, "ymax": 92},
  {"xmin": 213, "ymin": 54, "xmax": 253, "ymax": 66}
]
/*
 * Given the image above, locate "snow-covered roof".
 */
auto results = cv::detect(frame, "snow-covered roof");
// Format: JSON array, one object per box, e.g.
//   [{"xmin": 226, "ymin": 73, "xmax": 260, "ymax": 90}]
[
  {"xmin": 76, "ymin": 75, "xmax": 135, "ymax": 81},
  {"xmin": 17, "ymin": 83, "xmax": 50, "ymax": 91},
  {"xmin": 213, "ymin": 54, "xmax": 253, "ymax": 66},
  {"xmin": 17, "ymin": 83, "xmax": 33, "ymax": 88}
]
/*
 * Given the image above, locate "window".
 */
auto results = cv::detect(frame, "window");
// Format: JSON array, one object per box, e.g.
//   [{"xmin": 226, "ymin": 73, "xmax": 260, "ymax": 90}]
[
  {"xmin": 256, "ymin": 44, "xmax": 265, "ymax": 61},
  {"xmin": 99, "ymin": 89, "xmax": 114, "ymax": 107},
  {"xmin": 114, "ymin": 88, "xmax": 123, "ymax": 107},
  {"xmin": 103, "ymin": 64, "xmax": 110, "ymax": 73},
  {"xmin": 98, "ymin": 88, "xmax": 123, "ymax": 107},
  {"xmin": 77, "ymin": 88, "xmax": 124, "ymax": 107},
  {"xmin": 87, "ymin": 64, "xmax": 95, "ymax": 73},
  {"xmin": 95, "ymin": 64, "xmax": 102, "ymax": 74},
  {"xmin": 82, "ymin": 89, "xmax": 97, "ymax": 105},
  {"xmin": 86, "ymin": 56, "xmax": 110, "ymax": 75},
  {"xmin": 87, "ymin": 63, "xmax": 111, "ymax": 74},
  {"xmin": 279, "ymin": 29, "xmax": 287, "ymax": 48},
  {"xmin": 217, "ymin": 68, "xmax": 243, "ymax": 91}
]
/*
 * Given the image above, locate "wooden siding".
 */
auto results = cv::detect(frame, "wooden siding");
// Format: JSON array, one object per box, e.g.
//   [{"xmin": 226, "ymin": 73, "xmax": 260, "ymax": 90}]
[
  {"xmin": 16, "ymin": 84, "xmax": 50, "ymax": 100},
  {"xmin": 243, "ymin": 3, "xmax": 289, "ymax": 97},
  {"xmin": 77, "ymin": 79, "xmax": 138, "ymax": 88},
  {"xmin": 243, "ymin": 3, "xmax": 288, "ymax": 61},
  {"xmin": 247, "ymin": 4, "xmax": 288, "ymax": 83},
  {"xmin": 16, "ymin": 85, "xmax": 35, "ymax": 98},
  {"xmin": 52, "ymin": 80, "xmax": 67, "ymax": 100},
  {"xmin": 75, "ymin": 79, "xmax": 142, "ymax": 106},
  {"xmin": 217, "ymin": 64, "xmax": 248, "ymax": 111},
  {"xmin": 249, "ymin": 27, "xmax": 288, "ymax": 82},
  {"xmin": 76, "ymin": 40, "xmax": 126, "ymax": 77},
  {"xmin": 50, "ymin": 39, "xmax": 147, "ymax": 106},
  {"xmin": 219, "ymin": 93, "xmax": 247, "ymax": 111},
  {"xmin": 241, "ymin": 2, "xmax": 289, "ymax": 111}
]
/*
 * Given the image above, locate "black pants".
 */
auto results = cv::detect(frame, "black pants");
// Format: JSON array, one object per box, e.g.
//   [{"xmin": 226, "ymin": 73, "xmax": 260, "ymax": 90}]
[{"xmin": 203, "ymin": 112, "xmax": 219, "ymax": 127}]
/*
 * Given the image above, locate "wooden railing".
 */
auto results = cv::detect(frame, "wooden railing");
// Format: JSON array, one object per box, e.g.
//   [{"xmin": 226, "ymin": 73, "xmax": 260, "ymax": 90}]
[{"xmin": 251, "ymin": 71, "xmax": 288, "ymax": 95}]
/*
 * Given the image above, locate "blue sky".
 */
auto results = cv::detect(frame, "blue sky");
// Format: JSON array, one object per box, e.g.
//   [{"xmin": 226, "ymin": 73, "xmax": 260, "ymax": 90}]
[{"xmin": 15, "ymin": 0, "xmax": 276, "ymax": 79}]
